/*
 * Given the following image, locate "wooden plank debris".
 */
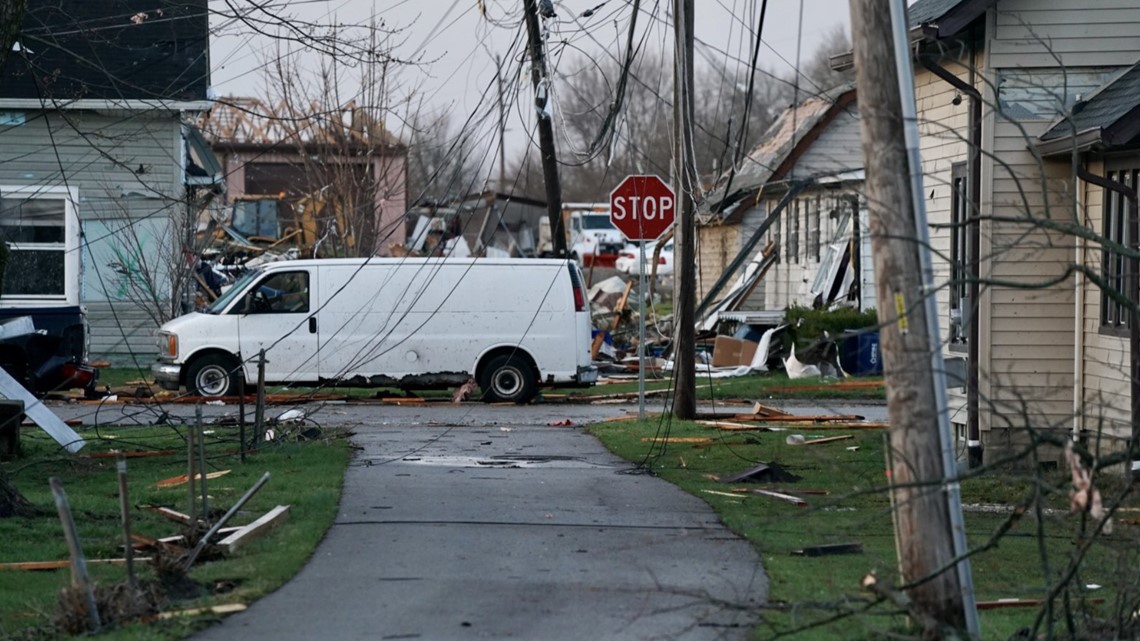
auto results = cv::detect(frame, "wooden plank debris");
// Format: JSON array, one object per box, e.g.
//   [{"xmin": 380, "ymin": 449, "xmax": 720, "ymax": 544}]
[
  {"xmin": 789, "ymin": 435, "xmax": 855, "ymax": 446},
  {"xmin": 764, "ymin": 380, "xmax": 884, "ymax": 394},
  {"xmin": 696, "ymin": 420, "xmax": 768, "ymax": 431},
  {"xmin": 640, "ymin": 437, "xmax": 712, "ymax": 444},
  {"xmin": 747, "ymin": 488, "xmax": 807, "ymax": 506},
  {"xmin": 139, "ymin": 505, "xmax": 194, "ymax": 525},
  {"xmin": 750, "ymin": 402, "xmax": 792, "ymax": 417},
  {"xmin": 218, "ymin": 505, "xmax": 291, "ymax": 553},
  {"xmin": 155, "ymin": 470, "xmax": 232, "ymax": 489},
  {"xmin": 0, "ymin": 558, "xmax": 151, "ymax": 571},
  {"xmin": 975, "ymin": 598, "xmax": 1104, "ymax": 610},
  {"xmin": 84, "ymin": 450, "xmax": 179, "ymax": 459},
  {"xmin": 156, "ymin": 603, "xmax": 248, "ymax": 619}
]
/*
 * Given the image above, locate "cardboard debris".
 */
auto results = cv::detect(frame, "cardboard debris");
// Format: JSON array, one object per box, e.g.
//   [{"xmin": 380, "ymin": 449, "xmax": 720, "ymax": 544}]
[{"xmin": 711, "ymin": 336, "xmax": 759, "ymax": 368}]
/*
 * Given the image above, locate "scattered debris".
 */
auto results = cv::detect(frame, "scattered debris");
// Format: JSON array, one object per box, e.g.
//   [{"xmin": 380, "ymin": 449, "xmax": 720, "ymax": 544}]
[
  {"xmin": 0, "ymin": 558, "xmax": 152, "ymax": 571},
  {"xmin": 720, "ymin": 462, "xmax": 802, "ymax": 484},
  {"xmin": 155, "ymin": 470, "xmax": 232, "ymax": 489},
  {"xmin": 0, "ymin": 366, "xmax": 86, "ymax": 452},
  {"xmin": 640, "ymin": 437, "xmax": 712, "ymax": 444},
  {"xmin": 139, "ymin": 505, "xmax": 194, "ymax": 526},
  {"xmin": 746, "ymin": 488, "xmax": 808, "ymax": 506},
  {"xmin": 218, "ymin": 505, "xmax": 291, "ymax": 553},
  {"xmin": 787, "ymin": 434, "xmax": 854, "ymax": 446},
  {"xmin": 155, "ymin": 603, "xmax": 248, "ymax": 619},
  {"xmin": 1066, "ymin": 441, "xmax": 1112, "ymax": 533},
  {"xmin": 792, "ymin": 543, "xmax": 864, "ymax": 557},
  {"xmin": 547, "ymin": 419, "xmax": 574, "ymax": 427},
  {"xmin": 701, "ymin": 489, "xmax": 745, "ymax": 501},
  {"xmin": 452, "ymin": 379, "xmax": 478, "ymax": 403},
  {"xmin": 783, "ymin": 345, "xmax": 822, "ymax": 379},
  {"xmin": 975, "ymin": 598, "xmax": 1104, "ymax": 610}
]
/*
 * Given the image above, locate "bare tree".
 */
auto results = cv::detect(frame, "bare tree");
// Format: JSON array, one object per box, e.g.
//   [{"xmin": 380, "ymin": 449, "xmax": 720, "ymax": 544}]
[{"xmin": 405, "ymin": 107, "xmax": 483, "ymax": 204}]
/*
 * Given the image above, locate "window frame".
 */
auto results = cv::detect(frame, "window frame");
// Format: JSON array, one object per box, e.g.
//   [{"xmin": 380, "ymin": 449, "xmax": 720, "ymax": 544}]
[
  {"xmin": 0, "ymin": 185, "xmax": 80, "ymax": 306},
  {"xmin": 949, "ymin": 162, "xmax": 969, "ymax": 348},
  {"xmin": 1101, "ymin": 166, "xmax": 1139, "ymax": 337}
]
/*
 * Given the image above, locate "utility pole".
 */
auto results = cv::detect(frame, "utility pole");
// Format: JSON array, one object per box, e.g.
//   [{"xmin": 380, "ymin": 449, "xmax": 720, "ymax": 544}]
[
  {"xmin": 850, "ymin": 0, "xmax": 977, "ymax": 636},
  {"xmin": 522, "ymin": 0, "xmax": 566, "ymax": 257},
  {"xmin": 495, "ymin": 54, "xmax": 508, "ymax": 193},
  {"xmin": 672, "ymin": 0, "xmax": 696, "ymax": 419}
]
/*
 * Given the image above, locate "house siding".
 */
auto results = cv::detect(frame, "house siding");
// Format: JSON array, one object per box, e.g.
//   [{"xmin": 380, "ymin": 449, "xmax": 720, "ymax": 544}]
[
  {"xmin": 991, "ymin": 0, "xmax": 1140, "ymax": 68},
  {"xmin": 0, "ymin": 109, "xmax": 187, "ymax": 362},
  {"xmin": 791, "ymin": 106, "xmax": 862, "ymax": 178},
  {"xmin": 915, "ymin": 59, "xmax": 974, "ymax": 436}
]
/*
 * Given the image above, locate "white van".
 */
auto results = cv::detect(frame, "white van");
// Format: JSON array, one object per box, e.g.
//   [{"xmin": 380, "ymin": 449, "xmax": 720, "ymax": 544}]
[{"xmin": 152, "ymin": 258, "xmax": 597, "ymax": 403}]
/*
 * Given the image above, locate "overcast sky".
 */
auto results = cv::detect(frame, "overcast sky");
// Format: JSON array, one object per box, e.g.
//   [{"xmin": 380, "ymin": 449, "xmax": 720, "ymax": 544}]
[{"xmin": 209, "ymin": 1, "xmax": 852, "ymax": 161}]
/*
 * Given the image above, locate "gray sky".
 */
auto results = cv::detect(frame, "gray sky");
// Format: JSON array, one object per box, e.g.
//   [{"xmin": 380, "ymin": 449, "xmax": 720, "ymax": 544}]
[{"xmin": 209, "ymin": 1, "xmax": 852, "ymax": 162}]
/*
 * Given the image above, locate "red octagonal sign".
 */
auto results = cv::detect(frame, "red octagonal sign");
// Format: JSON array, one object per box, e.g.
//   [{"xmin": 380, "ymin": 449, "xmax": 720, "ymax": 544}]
[{"xmin": 609, "ymin": 175, "xmax": 675, "ymax": 242}]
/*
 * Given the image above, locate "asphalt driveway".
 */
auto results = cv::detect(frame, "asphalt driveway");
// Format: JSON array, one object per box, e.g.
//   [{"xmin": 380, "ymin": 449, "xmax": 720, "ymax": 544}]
[{"xmin": 186, "ymin": 407, "xmax": 767, "ymax": 641}]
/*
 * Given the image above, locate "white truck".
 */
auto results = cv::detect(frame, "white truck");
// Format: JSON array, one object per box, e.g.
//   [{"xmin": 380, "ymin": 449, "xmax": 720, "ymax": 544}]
[
  {"xmin": 152, "ymin": 258, "xmax": 597, "ymax": 403},
  {"xmin": 538, "ymin": 204, "xmax": 626, "ymax": 261}
]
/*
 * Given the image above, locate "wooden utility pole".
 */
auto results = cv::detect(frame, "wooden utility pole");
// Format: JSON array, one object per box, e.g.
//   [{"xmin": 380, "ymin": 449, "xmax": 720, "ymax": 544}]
[
  {"xmin": 850, "ymin": 0, "xmax": 972, "ymax": 635},
  {"xmin": 522, "ymin": 0, "xmax": 566, "ymax": 257},
  {"xmin": 672, "ymin": 0, "xmax": 696, "ymax": 419},
  {"xmin": 495, "ymin": 54, "xmax": 508, "ymax": 193}
]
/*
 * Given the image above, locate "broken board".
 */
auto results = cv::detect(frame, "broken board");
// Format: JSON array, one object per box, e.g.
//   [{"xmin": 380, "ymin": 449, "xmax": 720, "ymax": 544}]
[{"xmin": 0, "ymin": 366, "xmax": 85, "ymax": 452}]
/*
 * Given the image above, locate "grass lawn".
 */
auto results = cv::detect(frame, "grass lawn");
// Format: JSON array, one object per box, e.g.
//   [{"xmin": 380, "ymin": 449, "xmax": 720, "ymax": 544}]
[
  {"xmin": 588, "ymin": 417, "xmax": 1135, "ymax": 640},
  {"xmin": 0, "ymin": 423, "xmax": 350, "ymax": 640}
]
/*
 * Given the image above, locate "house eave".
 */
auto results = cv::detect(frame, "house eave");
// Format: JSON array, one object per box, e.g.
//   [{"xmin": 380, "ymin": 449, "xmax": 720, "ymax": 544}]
[{"xmin": 0, "ymin": 98, "xmax": 213, "ymax": 112}]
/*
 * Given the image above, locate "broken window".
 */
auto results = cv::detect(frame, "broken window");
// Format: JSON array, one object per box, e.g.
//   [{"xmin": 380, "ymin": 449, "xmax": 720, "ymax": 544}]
[
  {"xmin": 949, "ymin": 162, "xmax": 969, "ymax": 345},
  {"xmin": 1101, "ymin": 167, "xmax": 1139, "ymax": 333},
  {"xmin": 0, "ymin": 190, "xmax": 77, "ymax": 301}
]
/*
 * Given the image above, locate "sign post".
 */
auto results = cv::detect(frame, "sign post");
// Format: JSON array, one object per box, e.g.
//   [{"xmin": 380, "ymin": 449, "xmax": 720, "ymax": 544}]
[{"xmin": 610, "ymin": 175, "xmax": 676, "ymax": 420}]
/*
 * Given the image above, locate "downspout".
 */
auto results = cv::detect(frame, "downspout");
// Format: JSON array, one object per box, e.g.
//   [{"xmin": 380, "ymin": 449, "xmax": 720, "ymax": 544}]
[
  {"xmin": 1077, "ymin": 166, "xmax": 1140, "ymax": 452},
  {"xmin": 920, "ymin": 49, "xmax": 983, "ymax": 468}
]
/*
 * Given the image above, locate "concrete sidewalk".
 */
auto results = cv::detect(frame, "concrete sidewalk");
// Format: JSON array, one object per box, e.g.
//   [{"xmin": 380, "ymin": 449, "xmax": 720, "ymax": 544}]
[{"xmin": 189, "ymin": 418, "xmax": 766, "ymax": 640}]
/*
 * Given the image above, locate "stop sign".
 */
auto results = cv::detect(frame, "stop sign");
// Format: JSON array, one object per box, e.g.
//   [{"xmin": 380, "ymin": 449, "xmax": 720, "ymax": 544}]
[{"xmin": 609, "ymin": 175, "xmax": 675, "ymax": 241}]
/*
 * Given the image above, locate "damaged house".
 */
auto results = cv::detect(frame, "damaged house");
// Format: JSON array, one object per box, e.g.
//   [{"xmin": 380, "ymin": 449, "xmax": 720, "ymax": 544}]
[
  {"xmin": 697, "ymin": 84, "xmax": 873, "ymax": 328},
  {"xmin": 200, "ymin": 97, "xmax": 408, "ymax": 258},
  {"xmin": 0, "ymin": 0, "xmax": 221, "ymax": 363},
  {"xmin": 831, "ymin": 0, "xmax": 1140, "ymax": 465}
]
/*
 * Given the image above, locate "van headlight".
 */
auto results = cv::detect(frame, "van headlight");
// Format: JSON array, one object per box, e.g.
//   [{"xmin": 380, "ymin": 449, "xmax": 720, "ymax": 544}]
[{"xmin": 159, "ymin": 332, "xmax": 178, "ymax": 358}]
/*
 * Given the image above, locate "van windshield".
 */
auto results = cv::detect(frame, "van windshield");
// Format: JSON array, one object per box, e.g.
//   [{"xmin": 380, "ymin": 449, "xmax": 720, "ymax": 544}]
[
  {"xmin": 580, "ymin": 214, "xmax": 616, "ymax": 230},
  {"xmin": 205, "ymin": 269, "xmax": 261, "ymax": 314}
]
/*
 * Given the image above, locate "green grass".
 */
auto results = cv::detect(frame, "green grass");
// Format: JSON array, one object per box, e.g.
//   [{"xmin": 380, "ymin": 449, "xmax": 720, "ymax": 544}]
[
  {"xmin": 588, "ymin": 418, "xmax": 1133, "ymax": 640},
  {"xmin": 0, "ymin": 423, "xmax": 350, "ymax": 640},
  {"xmin": 569, "ymin": 373, "xmax": 886, "ymax": 401}
]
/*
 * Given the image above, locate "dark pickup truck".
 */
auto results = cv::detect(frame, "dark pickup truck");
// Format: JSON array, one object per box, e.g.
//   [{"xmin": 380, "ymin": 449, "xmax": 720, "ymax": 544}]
[{"xmin": 0, "ymin": 306, "xmax": 98, "ymax": 396}]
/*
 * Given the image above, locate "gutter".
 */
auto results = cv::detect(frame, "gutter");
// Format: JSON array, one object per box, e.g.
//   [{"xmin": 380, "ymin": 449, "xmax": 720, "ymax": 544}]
[
  {"xmin": 1034, "ymin": 129, "xmax": 1104, "ymax": 158},
  {"xmin": 0, "ymin": 98, "xmax": 213, "ymax": 111},
  {"xmin": 920, "ymin": 52, "xmax": 983, "ymax": 468},
  {"xmin": 1078, "ymin": 167, "xmax": 1140, "ymax": 453}
]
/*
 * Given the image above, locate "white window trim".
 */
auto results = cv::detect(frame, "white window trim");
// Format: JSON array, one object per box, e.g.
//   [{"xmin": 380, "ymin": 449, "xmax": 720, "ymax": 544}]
[{"xmin": 0, "ymin": 185, "xmax": 80, "ymax": 306}]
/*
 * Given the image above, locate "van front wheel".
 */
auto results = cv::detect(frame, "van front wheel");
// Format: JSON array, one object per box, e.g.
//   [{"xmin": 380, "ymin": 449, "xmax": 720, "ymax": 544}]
[
  {"xmin": 480, "ymin": 355, "xmax": 537, "ymax": 404},
  {"xmin": 187, "ymin": 354, "xmax": 241, "ymax": 398}
]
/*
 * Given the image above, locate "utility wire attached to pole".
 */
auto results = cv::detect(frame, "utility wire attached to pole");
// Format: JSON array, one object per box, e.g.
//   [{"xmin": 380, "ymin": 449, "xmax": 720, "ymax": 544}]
[{"xmin": 522, "ymin": 0, "xmax": 567, "ymax": 258}]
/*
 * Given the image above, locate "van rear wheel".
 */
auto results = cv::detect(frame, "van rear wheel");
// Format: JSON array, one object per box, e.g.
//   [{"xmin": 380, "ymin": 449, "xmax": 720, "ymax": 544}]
[
  {"xmin": 187, "ymin": 354, "xmax": 241, "ymax": 398},
  {"xmin": 480, "ymin": 354, "xmax": 537, "ymax": 404}
]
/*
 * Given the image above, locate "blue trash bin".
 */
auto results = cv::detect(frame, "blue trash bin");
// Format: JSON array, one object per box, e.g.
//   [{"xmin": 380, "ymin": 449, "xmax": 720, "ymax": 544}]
[{"xmin": 840, "ymin": 331, "xmax": 881, "ymax": 376}]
